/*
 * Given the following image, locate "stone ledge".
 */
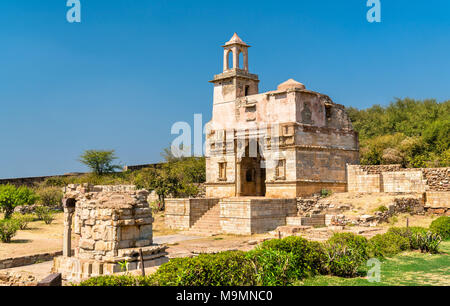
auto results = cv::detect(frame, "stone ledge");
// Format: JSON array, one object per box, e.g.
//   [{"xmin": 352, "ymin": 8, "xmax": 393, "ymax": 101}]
[{"xmin": 0, "ymin": 250, "xmax": 74, "ymax": 270}]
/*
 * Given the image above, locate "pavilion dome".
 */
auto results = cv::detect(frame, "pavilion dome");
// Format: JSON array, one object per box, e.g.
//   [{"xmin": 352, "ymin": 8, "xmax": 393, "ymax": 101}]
[
  {"xmin": 224, "ymin": 33, "xmax": 249, "ymax": 46},
  {"xmin": 277, "ymin": 79, "xmax": 306, "ymax": 91}
]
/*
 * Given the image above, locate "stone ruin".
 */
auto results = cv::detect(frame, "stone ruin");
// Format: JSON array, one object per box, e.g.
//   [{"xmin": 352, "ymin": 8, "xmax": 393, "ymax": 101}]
[{"xmin": 52, "ymin": 184, "xmax": 167, "ymax": 282}]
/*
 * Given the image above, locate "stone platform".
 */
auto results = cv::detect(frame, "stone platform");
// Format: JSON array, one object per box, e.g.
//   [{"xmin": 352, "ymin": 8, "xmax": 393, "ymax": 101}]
[
  {"xmin": 52, "ymin": 245, "xmax": 167, "ymax": 281},
  {"xmin": 165, "ymin": 197, "xmax": 297, "ymax": 235}
]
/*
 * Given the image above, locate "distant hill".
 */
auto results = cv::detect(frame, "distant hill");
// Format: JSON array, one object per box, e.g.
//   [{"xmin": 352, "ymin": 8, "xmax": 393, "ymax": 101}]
[{"xmin": 347, "ymin": 98, "xmax": 450, "ymax": 168}]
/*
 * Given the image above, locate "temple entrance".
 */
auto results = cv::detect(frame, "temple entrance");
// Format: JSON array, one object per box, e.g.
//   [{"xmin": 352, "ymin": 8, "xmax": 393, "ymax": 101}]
[{"xmin": 237, "ymin": 141, "xmax": 266, "ymax": 197}]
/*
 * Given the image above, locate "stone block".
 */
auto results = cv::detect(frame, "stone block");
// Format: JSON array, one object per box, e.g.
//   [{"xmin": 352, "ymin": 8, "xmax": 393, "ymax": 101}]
[
  {"xmin": 79, "ymin": 239, "xmax": 95, "ymax": 250},
  {"xmin": 120, "ymin": 225, "xmax": 140, "ymax": 240}
]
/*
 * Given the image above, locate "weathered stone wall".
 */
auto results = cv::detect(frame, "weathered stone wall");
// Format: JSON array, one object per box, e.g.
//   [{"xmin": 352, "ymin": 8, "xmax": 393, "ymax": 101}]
[
  {"xmin": 382, "ymin": 171, "xmax": 426, "ymax": 193},
  {"xmin": 347, "ymin": 165, "xmax": 450, "ymax": 193},
  {"xmin": 165, "ymin": 198, "xmax": 221, "ymax": 229},
  {"xmin": 219, "ymin": 198, "xmax": 297, "ymax": 235},
  {"xmin": 424, "ymin": 192, "xmax": 450, "ymax": 209},
  {"xmin": 165, "ymin": 199, "xmax": 191, "ymax": 229},
  {"xmin": 166, "ymin": 198, "xmax": 297, "ymax": 235},
  {"xmin": 347, "ymin": 165, "xmax": 381, "ymax": 192},
  {"xmin": 0, "ymin": 250, "xmax": 69, "ymax": 270},
  {"xmin": 205, "ymin": 184, "xmax": 235, "ymax": 198},
  {"xmin": 64, "ymin": 184, "xmax": 153, "ymax": 260},
  {"xmin": 358, "ymin": 164, "xmax": 402, "ymax": 174},
  {"xmin": 286, "ymin": 215, "xmax": 326, "ymax": 227},
  {"xmin": 53, "ymin": 184, "xmax": 167, "ymax": 282},
  {"xmin": 0, "ymin": 174, "xmax": 82, "ymax": 187},
  {"xmin": 422, "ymin": 168, "xmax": 450, "ymax": 191}
]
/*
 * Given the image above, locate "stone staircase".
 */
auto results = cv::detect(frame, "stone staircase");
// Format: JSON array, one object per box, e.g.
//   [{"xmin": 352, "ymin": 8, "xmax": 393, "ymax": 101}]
[{"xmin": 188, "ymin": 203, "xmax": 222, "ymax": 235}]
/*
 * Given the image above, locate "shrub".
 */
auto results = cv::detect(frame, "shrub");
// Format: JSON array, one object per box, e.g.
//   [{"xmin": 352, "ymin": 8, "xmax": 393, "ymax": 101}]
[
  {"xmin": 78, "ymin": 275, "xmax": 156, "ymax": 286},
  {"xmin": 0, "ymin": 219, "xmax": 20, "ymax": 243},
  {"xmin": 11, "ymin": 213, "xmax": 35, "ymax": 230},
  {"xmin": 430, "ymin": 216, "xmax": 450, "ymax": 240},
  {"xmin": 368, "ymin": 232, "xmax": 410, "ymax": 258},
  {"xmin": 149, "ymin": 200, "xmax": 164, "ymax": 212},
  {"xmin": 375, "ymin": 205, "xmax": 388, "ymax": 213},
  {"xmin": 259, "ymin": 236, "xmax": 327, "ymax": 278},
  {"xmin": 0, "ymin": 185, "xmax": 38, "ymax": 219},
  {"xmin": 324, "ymin": 233, "xmax": 369, "ymax": 277},
  {"xmin": 320, "ymin": 189, "xmax": 332, "ymax": 198},
  {"xmin": 152, "ymin": 251, "xmax": 256, "ymax": 286},
  {"xmin": 416, "ymin": 232, "xmax": 442, "ymax": 254},
  {"xmin": 34, "ymin": 206, "xmax": 55, "ymax": 224},
  {"xmin": 327, "ymin": 233, "xmax": 369, "ymax": 260},
  {"xmin": 388, "ymin": 226, "xmax": 428, "ymax": 249},
  {"xmin": 36, "ymin": 186, "xmax": 63, "ymax": 208},
  {"xmin": 247, "ymin": 248, "xmax": 297, "ymax": 286}
]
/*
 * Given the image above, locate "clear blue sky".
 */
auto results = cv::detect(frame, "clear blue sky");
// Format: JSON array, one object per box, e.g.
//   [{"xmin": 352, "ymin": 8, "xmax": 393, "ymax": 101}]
[{"xmin": 0, "ymin": 0, "xmax": 449, "ymax": 178}]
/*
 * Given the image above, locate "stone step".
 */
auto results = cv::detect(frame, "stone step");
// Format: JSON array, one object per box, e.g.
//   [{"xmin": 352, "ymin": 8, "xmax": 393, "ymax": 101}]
[{"xmin": 188, "ymin": 203, "xmax": 223, "ymax": 234}]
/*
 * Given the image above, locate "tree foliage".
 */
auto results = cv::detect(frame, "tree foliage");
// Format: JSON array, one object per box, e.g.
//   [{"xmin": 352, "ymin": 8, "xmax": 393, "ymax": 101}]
[
  {"xmin": 347, "ymin": 98, "xmax": 450, "ymax": 167},
  {"xmin": 0, "ymin": 185, "xmax": 38, "ymax": 219},
  {"xmin": 133, "ymin": 156, "xmax": 206, "ymax": 205},
  {"xmin": 79, "ymin": 150, "xmax": 121, "ymax": 175}
]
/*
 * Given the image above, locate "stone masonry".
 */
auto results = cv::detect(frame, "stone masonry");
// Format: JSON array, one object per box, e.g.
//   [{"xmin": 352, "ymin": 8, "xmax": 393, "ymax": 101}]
[
  {"xmin": 204, "ymin": 33, "xmax": 359, "ymax": 199},
  {"xmin": 52, "ymin": 184, "xmax": 167, "ymax": 282},
  {"xmin": 165, "ymin": 198, "xmax": 297, "ymax": 235},
  {"xmin": 347, "ymin": 165, "xmax": 450, "ymax": 193},
  {"xmin": 166, "ymin": 33, "xmax": 359, "ymax": 235}
]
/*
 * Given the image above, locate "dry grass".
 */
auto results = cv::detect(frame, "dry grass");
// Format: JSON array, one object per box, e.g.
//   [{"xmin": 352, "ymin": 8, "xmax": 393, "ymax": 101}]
[
  {"xmin": 378, "ymin": 213, "xmax": 439, "ymax": 229},
  {"xmin": 323, "ymin": 192, "xmax": 422, "ymax": 217},
  {"xmin": 0, "ymin": 212, "xmax": 73, "ymax": 260},
  {"xmin": 152, "ymin": 211, "xmax": 180, "ymax": 237}
]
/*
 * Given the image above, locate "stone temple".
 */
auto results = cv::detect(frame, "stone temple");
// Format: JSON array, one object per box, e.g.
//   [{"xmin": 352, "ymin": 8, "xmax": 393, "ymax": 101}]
[
  {"xmin": 205, "ymin": 33, "xmax": 359, "ymax": 199},
  {"xmin": 166, "ymin": 34, "xmax": 360, "ymax": 235}
]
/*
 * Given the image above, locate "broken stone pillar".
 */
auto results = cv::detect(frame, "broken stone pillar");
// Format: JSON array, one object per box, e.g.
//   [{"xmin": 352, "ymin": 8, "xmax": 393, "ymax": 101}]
[
  {"xmin": 62, "ymin": 198, "xmax": 76, "ymax": 257},
  {"xmin": 236, "ymin": 161, "xmax": 242, "ymax": 196},
  {"xmin": 53, "ymin": 184, "xmax": 167, "ymax": 282}
]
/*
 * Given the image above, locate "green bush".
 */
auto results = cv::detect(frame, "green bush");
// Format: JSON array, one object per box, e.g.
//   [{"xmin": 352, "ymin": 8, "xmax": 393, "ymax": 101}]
[
  {"xmin": 0, "ymin": 219, "xmax": 20, "ymax": 243},
  {"xmin": 368, "ymin": 232, "xmax": 410, "ymax": 258},
  {"xmin": 416, "ymin": 232, "xmax": 442, "ymax": 254},
  {"xmin": 34, "ymin": 206, "xmax": 55, "ymax": 224},
  {"xmin": 247, "ymin": 248, "xmax": 297, "ymax": 286},
  {"xmin": 36, "ymin": 186, "xmax": 63, "ymax": 208},
  {"xmin": 348, "ymin": 98, "xmax": 450, "ymax": 167},
  {"xmin": 152, "ymin": 251, "xmax": 256, "ymax": 286},
  {"xmin": 0, "ymin": 184, "xmax": 38, "ymax": 219},
  {"xmin": 11, "ymin": 213, "xmax": 35, "ymax": 230},
  {"xmin": 327, "ymin": 233, "xmax": 369, "ymax": 259},
  {"xmin": 78, "ymin": 275, "xmax": 155, "ymax": 286},
  {"xmin": 387, "ymin": 226, "xmax": 428, "ymax": 249},
  {"xmin": 430, "ymin": 216, "xmax": 450, "ymax": 240},
  {"xmin": 320, "ymin": 189, "xmax": 332, "ymax": 198},
  {"xmin": 324, "ymin": 233, "xmax": 369, "ymax": 277},
  {"xmin": 259, "ymin": 236, "xmax": 327, "ymax": 278},
  {"xmin": 375, "ymin": 205, "xmax": 388, "ymax": 213}
]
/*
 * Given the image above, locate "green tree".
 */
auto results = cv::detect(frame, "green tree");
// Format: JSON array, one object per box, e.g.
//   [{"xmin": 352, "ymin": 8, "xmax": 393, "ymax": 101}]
[
  {"xmin": 348, "ymin": 98, "xmax": 450, "ymax": 167},
  {"xmin": 79, "ymin": 150, "xmax": 121, "ymax": 175},
  {"xmin": 0, "ymin": 185, "xmax": 38, "ymax": 219},
  {"xmin": 134, "ymin": 167, "xmax": 181, "ymax": 208}
]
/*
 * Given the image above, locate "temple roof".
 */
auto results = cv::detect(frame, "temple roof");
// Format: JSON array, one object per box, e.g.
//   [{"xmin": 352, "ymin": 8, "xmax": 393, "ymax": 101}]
[
  {"xmin": 224, "ymin": 33, "xmax": 249, "ymax": 46},
  {"xmin": 277, "ymin": 79, "xmax": 306, "ymax": 91}
]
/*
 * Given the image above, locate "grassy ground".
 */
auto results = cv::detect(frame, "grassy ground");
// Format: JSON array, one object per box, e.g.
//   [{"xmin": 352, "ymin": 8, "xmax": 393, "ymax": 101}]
[
  {"xmin": 297, "ymin": 241, "xmax": 450, "ymax": 286},
  {"xmin": 0, "ymin": 212, "xmax": 68, "ymax": 259}
]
